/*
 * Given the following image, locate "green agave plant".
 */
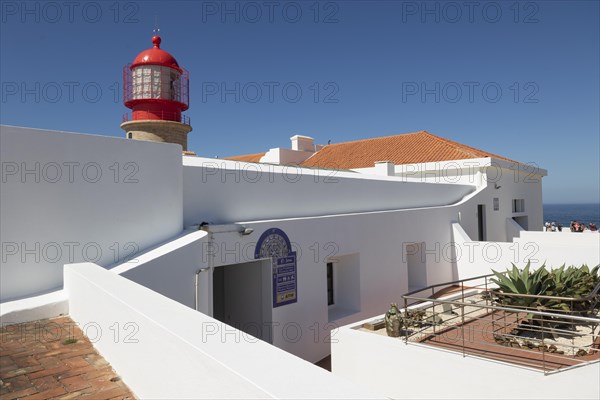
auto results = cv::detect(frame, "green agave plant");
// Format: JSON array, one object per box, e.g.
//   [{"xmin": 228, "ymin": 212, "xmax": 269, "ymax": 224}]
[
  {"xmin": 543, "ymin": 264, "xmax": 600, "ymax": 313},
  {"xmin": 491, "ymin": 262, "xmax": 553, "ymax": 309},
  {"xmin": 491, "ymin": 263, "xmax": 600, "ymax": 314}
]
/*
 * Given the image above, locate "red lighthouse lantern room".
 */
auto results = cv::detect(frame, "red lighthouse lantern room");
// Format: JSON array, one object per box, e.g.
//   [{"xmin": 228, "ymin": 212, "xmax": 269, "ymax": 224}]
[{"xmin": 121, "ymin": 35, "xmax": 192, "ymax": 151}]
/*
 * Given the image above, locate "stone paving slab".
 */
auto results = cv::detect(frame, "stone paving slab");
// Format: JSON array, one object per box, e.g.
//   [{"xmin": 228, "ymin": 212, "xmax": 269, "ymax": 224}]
[{"xmin": 1, "ymin": 316, "xmax": 135, "ymax": 399}]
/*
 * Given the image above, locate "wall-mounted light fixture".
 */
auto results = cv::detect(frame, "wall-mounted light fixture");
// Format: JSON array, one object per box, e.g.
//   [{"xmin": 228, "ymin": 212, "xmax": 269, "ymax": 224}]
[
  {"xmin": 200, "ymin": 223, "xmax": 254, "ymax": 235},
  {"xmin": 240, "ymin": 227, "xmax": 254, "ymax": 236}
]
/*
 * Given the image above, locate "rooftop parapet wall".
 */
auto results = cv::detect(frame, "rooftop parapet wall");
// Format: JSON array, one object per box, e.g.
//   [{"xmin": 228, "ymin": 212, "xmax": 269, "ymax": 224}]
[
  {"xmin": 354, "ymin": 158, "xmax": 547, "ymax": 187},
  {"xmin": 182, "ymin": 157, "xmax": 476, "ymax": 225},
  {"xmin": 65, "ymin": 262, "xmax": 383, "ymax": 399},
  {"xmin": 110, "ymin": 229, "xmax": 209, "ymax": 311},
  {"xmin": 452, "ymin": 222, "xmax": 600, "ymax": 281},
  {"xmin": 0, "ymin": 126, "xmax": 184, "ymax": 302},
  {"xmin": 332, "ymin": 312, "xmax": 600, "ymax": 399}
]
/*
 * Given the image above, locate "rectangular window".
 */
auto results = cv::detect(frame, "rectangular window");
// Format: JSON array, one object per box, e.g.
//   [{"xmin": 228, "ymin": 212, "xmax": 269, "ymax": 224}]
[
  {"xmin": 493, "ymin": 198, "xmax": 499, "ymax": 211},
  {"xmin": 512, "ymin": 199, "xmax": 525, "ymax": 213},
  {"xmin": 327, "ymin": 262, "xmax": 334, "ymax": 306}
]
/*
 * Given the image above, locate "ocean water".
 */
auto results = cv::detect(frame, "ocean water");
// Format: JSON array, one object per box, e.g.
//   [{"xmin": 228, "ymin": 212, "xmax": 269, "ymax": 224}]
[{"xmin": 543, "ymin": 204, "xmax": 600, "ymax": 228}]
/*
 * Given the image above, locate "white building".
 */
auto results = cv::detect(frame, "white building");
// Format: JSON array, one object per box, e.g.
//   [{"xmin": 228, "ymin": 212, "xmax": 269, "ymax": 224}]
[{"xmin": 2, "ymin": 124, "xmax": 599, "ymax": 398}]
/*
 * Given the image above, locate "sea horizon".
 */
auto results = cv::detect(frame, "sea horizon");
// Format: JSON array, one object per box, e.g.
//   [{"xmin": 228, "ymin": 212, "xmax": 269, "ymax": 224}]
[
  {"xmin": 543, "ymin": 202, "xmax": 600, "ymax": 205},
  {"xmin": 543, "ymin": 203, "xmax": 599, "ymax": 227}
]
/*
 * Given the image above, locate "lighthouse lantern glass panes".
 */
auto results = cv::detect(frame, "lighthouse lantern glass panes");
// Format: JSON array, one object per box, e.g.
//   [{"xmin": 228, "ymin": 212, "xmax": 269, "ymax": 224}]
[
  {"xmin": 132, "ymin": 68, "xmax": 142, "ymax": 99},
  {"xmin": 169, "ymin": 70, "xmax": 181, "ymax": 101},
  {"xmin": 132, "ymin": 66, "xmax": 179, "ymax": 100},
  {"xmin": 152, "ymin": 66, "xmax": 161, "ymax": 99},
  {"xmin": 142, "ymin": 67, "xmax": 152, "ymax": 98},
  {"xmin": 160, "ymin": 67, "xmax": 169, "ymax": 99}
]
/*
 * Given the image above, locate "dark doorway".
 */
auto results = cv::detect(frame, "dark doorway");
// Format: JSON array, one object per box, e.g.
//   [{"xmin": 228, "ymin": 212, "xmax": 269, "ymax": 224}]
[
  {"xmin": 212, "ymin": 260, "xmax": 272, "ymax": 343},
  {"xmin": 477, "ymin": 204, "xmax": 487, "ymax": 241}
]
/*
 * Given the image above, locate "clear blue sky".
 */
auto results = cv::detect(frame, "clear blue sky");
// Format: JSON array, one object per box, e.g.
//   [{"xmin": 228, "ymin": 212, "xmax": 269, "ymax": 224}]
[{"xmin": 1, "ymin": 0, "xmax": 598, "ymax": 203}]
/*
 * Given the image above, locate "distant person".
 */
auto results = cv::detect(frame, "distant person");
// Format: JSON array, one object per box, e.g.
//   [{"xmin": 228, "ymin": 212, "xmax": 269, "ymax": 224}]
[
  {"xmin": 590, "ymin": 223, "xmax": 597, "ymax": 231},
  {"xmin": 570, "ymin": 221, "xmax": 576, "ymax": 232},
  {"xmin": 557, "ymin": 223, "xmax": 563, "ymax": 232},
  {"xmin": 551, "ymin": 222, "xmax": 556, "ymax": 232},
  {"xmin": 545, "ymin": 222, "xmax": 551, "ymax": 231}
]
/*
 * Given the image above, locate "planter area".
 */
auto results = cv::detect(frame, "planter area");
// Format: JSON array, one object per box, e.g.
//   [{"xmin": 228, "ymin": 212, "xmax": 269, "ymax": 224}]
[{"xmin": 361, "ymin": 266, "xmax": 600, "ymax": 374}]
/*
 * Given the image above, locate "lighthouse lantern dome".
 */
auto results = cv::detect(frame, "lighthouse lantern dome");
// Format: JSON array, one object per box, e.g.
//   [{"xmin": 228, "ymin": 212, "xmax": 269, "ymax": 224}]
[{"xmin": 131, "ymin": 35, "xmax": 182, "ymax": 72}]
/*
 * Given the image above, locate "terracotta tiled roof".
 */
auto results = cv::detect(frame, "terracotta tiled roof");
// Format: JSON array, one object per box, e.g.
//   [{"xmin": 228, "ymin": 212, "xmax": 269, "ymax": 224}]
[
  {"xmin": 224, "ymin": 152, "xmax": 266, "ymax": 163},
  {"xmin": 301, "ymin": 131, "xmax": 517, "ymax": 169}
]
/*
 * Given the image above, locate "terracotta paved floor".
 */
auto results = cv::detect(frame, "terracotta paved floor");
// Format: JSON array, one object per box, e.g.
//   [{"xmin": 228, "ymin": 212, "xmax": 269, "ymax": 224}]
[
  {"xmin": 421, "ymin": 310, "xmax": 600, "ymax": 371},
  {"xmin": 0, "ymin": 316, "xmax": 135, "ymax": 399}
]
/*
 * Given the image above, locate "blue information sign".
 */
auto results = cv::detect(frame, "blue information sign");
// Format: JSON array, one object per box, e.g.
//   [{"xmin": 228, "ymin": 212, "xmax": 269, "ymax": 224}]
[
  {"xmin": 255, "ymin": 228, "xmax": 298, "ymax": 307},
  {"xmin": 273, "ymin": 253, "xmax": 297, "ymax": 306}
]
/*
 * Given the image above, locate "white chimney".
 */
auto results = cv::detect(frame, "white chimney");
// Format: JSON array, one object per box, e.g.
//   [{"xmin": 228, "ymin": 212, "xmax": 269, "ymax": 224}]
[
  {"xmin": 290, "ymin": 135, "xmax": 315, "ymax": 152},
  {"xmin": 374, "ymin": 161, "xmax": 395, "ymax": 176}
]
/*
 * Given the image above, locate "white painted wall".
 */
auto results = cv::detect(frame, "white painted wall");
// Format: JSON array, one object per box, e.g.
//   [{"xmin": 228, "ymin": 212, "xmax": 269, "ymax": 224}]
[
  {"xmin": 65, "ymin": 262, "xmax": 382, "ymax": 399},
  {"xmin": 260, "ymin": 147, "xmax": 314, "ymax": 165},
  {"xmin": 471, "ymin": 159, "xmax": 545, "ymax": 241},
  {"xmin": 0, "ymin": 290, "xmax": 68, "ymax": 324},
  {"xmin": 453, "ymin": 223, "xmax": 600, "ymax": 280},
  {"xmin": 355, "ymin": 157, "xmax": 546, "ymax": 243},
  {"xmin": 182, "ymin": 157, "xmax": 475, "ymax": 225},
  {"xmin": 111, "ymin": 229, "xmax": 209, "ymax": 310},
  {"xmin": 290, "ymin": 135, "xmax": 315, "ymax": 152},
  {"xmin": 0, "ymin": 126, "xmax": 183, "ymax": 302},
  {"xmin": 332, "ymin": 317, "xmax": 600, "ymax": 399},
  {"xmin": 506, "ymin": 217, "xmax": 525, "ymax": 241},
  {"xmin": 356, "ymin": 158, "xmax": 487, "ymax": 186}
]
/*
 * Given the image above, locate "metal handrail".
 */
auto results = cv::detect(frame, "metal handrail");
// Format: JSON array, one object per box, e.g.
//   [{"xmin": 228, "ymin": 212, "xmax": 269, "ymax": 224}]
[
  {"xmin": 402, "ymin": 295, "xmax": 600, "ymax": 323},
  {"xmin": 403, "ymin": 270, "xmax": 600, "ymax": 306},
  {"xmin": 403, "ymin": 273, "xmax": 494, "ymax": 297},
  {"xmin": 397, "ymin": 272, "xmax": 600, "ymax": 375}
]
